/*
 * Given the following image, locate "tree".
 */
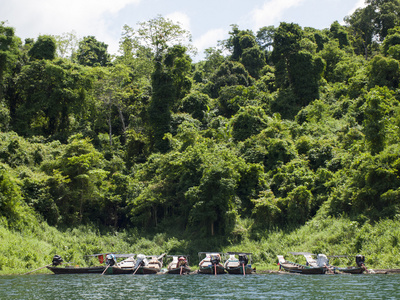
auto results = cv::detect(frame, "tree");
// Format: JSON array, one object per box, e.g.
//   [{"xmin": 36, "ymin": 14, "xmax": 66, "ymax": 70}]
[
  {"xmin": 0, "ymin": 165, "xmax": 24, "ymax": 222},
  {"xmin": 48, "ymin": 135, "xmax": 108, "ymax": 224},
  {"xmin": 272, "ymin": 23, "xmax": 325, "ymax": 110},
  {"xmin": 367, "ymin": 0, "xmax": 400, "ymax": 40},
  {"xmin": 256, "ymin": 25, "xmax": 275, "ymax": 51},
  {"xmin": 164, "ymin": 45, "xmax": 192, "ymax": 104},
  {"xmin": 54, "ymin": 31, "xmax": 79, "ymax": 59},
  {"xmin": 28, "ymin": 35, "xmax": 56, "ymax": 60},
  {"xmin": 210, "ymin": 60, "xmax": 252, "ymax": 98},
  {"xmin": 231, "ymin": 105, "xmax": 267, "ymax": 141},
  {"xmin": 330, "ymin": 21, "xmax": 350, "ymax": 48},
  {"xmin": 15, "ymin": 59, "xmax": 89, "ymax": 137},
  {"xmin": 202, "ymin": 47, "xmax": 225, "ymax": 78},
  {"xmin": 93, "ymin": 64, "xmax": 131, "ymax": 145},
  {"xmin": 224, "ymin": 25, "xmax": 266, "ymax": 78},
  {"xmin": 345, "ymin": 5, "xmax": 376, "ymax": 59},
  {"xmin": 368, "ymin": 55, "xmax": 400, "ymax": 89},
  {"xmin": 382, "ymin": 27, "xmax": 400, "ymax": 59},
  {"xmin": 363, "ymin": 87, "xmax": 393, "ymax": 154},
  {"xmin": 148, "ymin": 45, "xmax": 192, "ymax": 153},
  {"xmin": 345, "ymin": 1, "xmax": 400, "ymax": 58},
  {"xmin": 0, "ymin": 22, "xmax": 20, "ymax": 102},
  {"xmin": 136, "ymin": 15, "xmax": 193, "ymax": 60},
  {"xmin": 180, "ymin": 91, "xmax": 210, "ymax": 121},
  {"xmin": 76, "ymin": 36, "xmax": 110, "ymax": 67},
  {"xmin": 318, "ymin": 40, "xmax": 347, "ymax": 82}
]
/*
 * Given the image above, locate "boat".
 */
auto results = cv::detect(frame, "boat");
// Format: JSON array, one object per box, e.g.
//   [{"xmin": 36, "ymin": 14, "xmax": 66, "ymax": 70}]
[
  {"xmin": 166, "ymin": 255, "xmax": 191, "ymax": 274},
  {"xmin": 224, "ymin": 252, "xmax": 255, "ymax": 275},
  {"xmin": 108, "ymin": 253, "xmax": 166, "ymax": 275},
  {"xmin": 277, "ymin": 253, "xmax": 328, "ymax": 274},
  {"xmin": 47, "ymin": 253, "xmax": 134, "ymax": 274},
  {"xmin": 105, "ymin": 255, "xmax": 137, "ymax": 274},
  {"xmin": 278, "ymin": 253, "xmax": 367, "ymax": 275},
  {"xmin": 198, "ymin": 252, "xmax": 225, "ymax": 274},
  {"xmin": 331, "ymin": 255, "xmax": 367, "ymax": 274}
]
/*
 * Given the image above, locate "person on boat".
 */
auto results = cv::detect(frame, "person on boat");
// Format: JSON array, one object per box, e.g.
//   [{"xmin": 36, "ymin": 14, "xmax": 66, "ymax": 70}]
[
  {"xmin": 105, "ymin": 254, "xmax": 117, "ymax": 266},
  {"xmin": 176, "ymin": 256, "xmax": 187, "ymax": 268}
]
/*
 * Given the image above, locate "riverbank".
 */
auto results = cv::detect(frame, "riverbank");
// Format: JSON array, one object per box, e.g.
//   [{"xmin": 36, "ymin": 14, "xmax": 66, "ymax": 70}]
[{"xmin": 2, "ymin": 215, "xmax": 400, "ymax": 276}]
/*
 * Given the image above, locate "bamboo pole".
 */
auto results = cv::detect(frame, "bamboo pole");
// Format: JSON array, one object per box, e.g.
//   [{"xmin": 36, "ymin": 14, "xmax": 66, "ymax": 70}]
[
  {"xmin": 23, "ymin": 264, "xmax": 52, "ymax": 275},
  {"xmin": 101, "ymin": 264, "xmax": 110, "ymax": 275},
  {"xmin": 132, "ymin": 266, "xmax": 140, "ymax": 275}
]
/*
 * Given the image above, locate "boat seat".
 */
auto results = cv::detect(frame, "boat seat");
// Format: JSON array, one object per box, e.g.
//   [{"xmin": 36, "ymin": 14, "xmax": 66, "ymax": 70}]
[
  {"xmin": 277, "ymin": 255, "xmax": 286, "ymax": 264},
  {"xmin": 117, "ymin": 256, "xmax": 136, "ymax": 268},
  {"xmin": 304, "ymin": 255, "xmax": 318, "ymax": 267},
  {"xmin": 147, "ymin": 260, "xmax": 161, "ymax": 269},
  {"xmin": 225, "ymin": 260, "xmax": 240, "ymax": 268}
]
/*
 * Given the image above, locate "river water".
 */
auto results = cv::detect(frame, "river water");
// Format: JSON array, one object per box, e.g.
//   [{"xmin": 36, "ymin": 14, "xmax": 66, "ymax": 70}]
[{"xmin": 1, "ymin": 273, "xmax": 399, "ymax": 299}]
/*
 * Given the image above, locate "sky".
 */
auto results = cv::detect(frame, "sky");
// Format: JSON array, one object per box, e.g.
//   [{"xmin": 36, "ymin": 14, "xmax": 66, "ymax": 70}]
[{"xmin": 1, "ymin": 0, "xmax": 366, "ymax": 61}]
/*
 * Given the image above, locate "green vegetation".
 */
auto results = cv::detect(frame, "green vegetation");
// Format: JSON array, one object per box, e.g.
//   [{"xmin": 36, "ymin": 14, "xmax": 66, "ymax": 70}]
[{"xmin": 1, "ymin": 1, "xmax": 400, "ymax": 274}]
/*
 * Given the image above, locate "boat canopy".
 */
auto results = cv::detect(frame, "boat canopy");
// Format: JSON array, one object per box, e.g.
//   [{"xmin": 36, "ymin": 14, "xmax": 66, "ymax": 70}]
[{"xmin": 85, "ymin": 253, "xmax": 136, "ymax": 258}]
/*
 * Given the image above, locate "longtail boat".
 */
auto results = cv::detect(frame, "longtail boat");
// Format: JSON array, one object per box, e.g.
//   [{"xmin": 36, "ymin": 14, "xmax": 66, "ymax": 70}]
[
  {"xmin": 198, "ymin": 252, "xmax": 225, "ymax": 275},
  {"xmin": 47, "ymin": 253, "xmax": 134, "ymax": 274},
  {"xmin": 224, "ymin": 252, "xmax": 255, "ymax": 275},
  {"xmin": 277, "ymin": 253, "xmax": 327, "ymax": 274},
  {"xmin": 166, "ymin": 255, "xmax": 191, "ymax": 274},
  {"xmin": 108, "ymin": 254, "xmax": 165, "ymax": 275},
  {"xmin": 330, "ymin": 255, "xmax": 367, "ymax": 274}
]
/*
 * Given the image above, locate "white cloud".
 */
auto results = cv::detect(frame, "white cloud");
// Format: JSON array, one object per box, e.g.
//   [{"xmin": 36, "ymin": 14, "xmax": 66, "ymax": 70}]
[
  {"xmin": 1, "ymin": 0, "xmax": 141, "ymax": 54},
  {"xmin": 347, "ymin": 0, "xmax": 368, "ymax": 15},
  {"xmin": 250, "ymin": 0, "xmax": 305, "ymax": 30},
  {"xmin": 194, "ymin": 28, "xmax": 226, "ymax": 52},
  {"xmin": 165, "ymin": 11, "xmax": 191, "ymax": 33},
  {"xmin": 193, "ymin": 28, "xmax": 227, "ymax": 61}
]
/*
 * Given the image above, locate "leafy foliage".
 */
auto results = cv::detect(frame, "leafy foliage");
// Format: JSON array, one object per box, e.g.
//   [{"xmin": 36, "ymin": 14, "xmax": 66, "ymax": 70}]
[{"xmin": 2, "ymin": 4, "xmax": 400, "ymax": 273}]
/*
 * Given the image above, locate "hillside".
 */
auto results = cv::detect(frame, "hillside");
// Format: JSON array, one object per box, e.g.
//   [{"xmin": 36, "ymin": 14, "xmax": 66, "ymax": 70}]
[{"xmin": 1, "ymin": 0, "xmax": 400, "ymax": 273}]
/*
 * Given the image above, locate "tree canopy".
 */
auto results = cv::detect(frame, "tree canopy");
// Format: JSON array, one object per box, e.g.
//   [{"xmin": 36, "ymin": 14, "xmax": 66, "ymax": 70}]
[{"xmin": 1, "ymin": 0, "xmax": 400, "ymax": 246}]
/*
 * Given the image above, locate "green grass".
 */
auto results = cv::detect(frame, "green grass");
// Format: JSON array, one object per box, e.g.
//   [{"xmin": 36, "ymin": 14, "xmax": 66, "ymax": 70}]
[{"xmin": 2, "ymin": 214, "xmax": 400, "ymax": 275}]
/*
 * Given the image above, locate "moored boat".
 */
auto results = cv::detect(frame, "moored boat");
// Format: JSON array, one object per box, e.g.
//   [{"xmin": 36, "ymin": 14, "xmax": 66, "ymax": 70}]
[
  {"xmin": 108, "ymin": 253, "xmax": 165, "ymax": 275},
  {"xmin": 198, "ymin": 252, "xmax": 225, "ymax": 275},
  {"xmin": 278, "ymin": 253, "xmax": 367, "ymax": 275},
  {"xmin": 224, "ymin": 252, "xmax": 255, "ymax": 275},
  {"xmin": 166, "ymin": 255, "xmax": 191, "ymax": 274},
  {"xmin": 46, "ymin": 253, "xmax": 134, "ymax": 274},
  {"xmin": 277, "ymin": 253, "xmax": 328, "ymax": 274},
  {"xmin": 332, "ymin": 255, "xmax": 367, "ymax": 274}
]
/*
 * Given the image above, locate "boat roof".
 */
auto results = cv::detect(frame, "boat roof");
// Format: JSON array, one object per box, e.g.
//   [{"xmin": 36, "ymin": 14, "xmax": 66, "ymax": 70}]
[
  {"xmin": 288, "ymin": 252, "xmax": 316, "ymax": 256},
  {"xmin": 198, "ymin": 252, "xmax": 222, "ymax": 257},
  {"xmin": 166, "ymin": 255, "xmax": 189, "ymax": 257},
  {"xmin": 85, "ymin": 253, "xmax": 136, "ymax": 258},
  {"xmin": 226, "ymin": 252, "xmax": 252, "ymax": 255},
  {"xmin": 326, "ymin": 255, "xmax": 353, "ymax": 258}
]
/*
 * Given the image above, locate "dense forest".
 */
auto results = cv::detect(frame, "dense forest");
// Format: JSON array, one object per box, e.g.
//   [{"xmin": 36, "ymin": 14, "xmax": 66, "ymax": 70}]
[{"xmin": 2, "ymin": 0, "xmax": 400, "ymax": 273}]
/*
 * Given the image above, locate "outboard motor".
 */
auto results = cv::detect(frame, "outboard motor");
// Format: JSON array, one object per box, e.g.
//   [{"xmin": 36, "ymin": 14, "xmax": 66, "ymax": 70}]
[
  {"xmin": 105, "ymin": 254, "xmax": 117, "ymax": 266},
  {"xmin": 238, "ymin": 254, "xmax": 249, "ymax": 266},
  {"xmin": 52, "ymin": 255, "xmax": 63, "ymax": 266},
  {"xmin": 356, "ymin": 255, "xmax": 365, "ymax": 267},
  {"xmin": 210, "ymin": 254, "xmax": 221, "ymax": 265}
]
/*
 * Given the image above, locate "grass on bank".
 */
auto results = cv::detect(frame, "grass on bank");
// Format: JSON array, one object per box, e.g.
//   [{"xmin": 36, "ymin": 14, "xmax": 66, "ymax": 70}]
[{"xmin": 1, "ymin": 214, "xmax": 400, "ymax": 275}]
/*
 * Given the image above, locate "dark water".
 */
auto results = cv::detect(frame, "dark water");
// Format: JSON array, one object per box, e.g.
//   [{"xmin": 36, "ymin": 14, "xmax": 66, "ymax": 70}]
[{"xmin": 1, "ymin": 273, "xmax": 399, "ymax": 299}]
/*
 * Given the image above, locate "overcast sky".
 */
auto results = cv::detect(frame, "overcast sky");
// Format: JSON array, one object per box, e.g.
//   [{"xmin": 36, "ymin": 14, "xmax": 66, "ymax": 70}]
[{"xmin": 1, "ymin": 0, "xmax": 366, "ymax": 61}]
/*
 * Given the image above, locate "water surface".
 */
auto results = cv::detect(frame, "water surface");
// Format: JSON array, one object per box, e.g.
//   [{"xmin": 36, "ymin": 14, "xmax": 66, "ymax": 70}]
[{"xmin": 0, "ymin": 273, "xmax": 399, "ymax": 299}]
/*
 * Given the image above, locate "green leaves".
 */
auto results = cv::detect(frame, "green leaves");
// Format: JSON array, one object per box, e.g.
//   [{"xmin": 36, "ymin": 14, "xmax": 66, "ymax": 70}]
[{"xmin": 76, "ymin": 36, "xmax": 110, "ymax": 67}]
